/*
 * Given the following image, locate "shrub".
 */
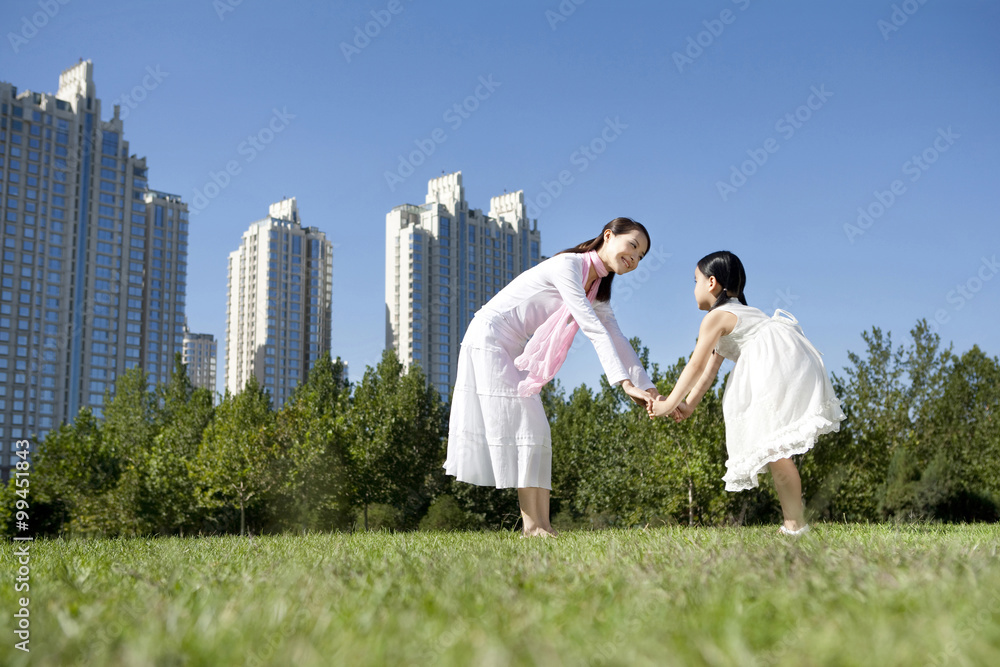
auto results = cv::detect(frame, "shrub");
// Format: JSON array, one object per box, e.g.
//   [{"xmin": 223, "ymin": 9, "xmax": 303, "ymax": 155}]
[
  {"xmin": 357, "ymin": 503, "xmax": 403, "ymax": 531},
  {"xmin": 419, "ymin": 495, "xmax": 483, "ymax": 531}
]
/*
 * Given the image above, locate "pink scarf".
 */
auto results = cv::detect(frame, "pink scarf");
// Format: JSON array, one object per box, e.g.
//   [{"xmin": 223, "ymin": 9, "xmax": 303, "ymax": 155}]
[{"xmin": 514, "ymin": 250, "xmax": 608, "ymax": 396}]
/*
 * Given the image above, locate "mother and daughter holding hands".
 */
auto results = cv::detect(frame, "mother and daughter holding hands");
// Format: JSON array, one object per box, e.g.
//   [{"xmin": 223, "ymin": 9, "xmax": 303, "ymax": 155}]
[{"xmin": 443, "ymin": 217, "xmax": 845, "ymax": 537}]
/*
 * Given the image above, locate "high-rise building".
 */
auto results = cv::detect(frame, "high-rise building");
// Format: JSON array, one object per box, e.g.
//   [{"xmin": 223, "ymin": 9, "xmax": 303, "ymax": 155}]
[
  {"xmin": 140, "ymin": 189, "xmax": 189, "ymax": 386},
  {"xmin": 385, "ymin": 171, "xmax": 541, "ymax": 396},
  {"xmin": 225, "ymin": 197, "xmax": 333, "ymax": 408},
  {"xmin": 0, "ymin": 61, "xmax": 189, "ymax": 480},
  {"xmin": 182, "ymin": 328, "xmax": 217, "ymax": 396}
]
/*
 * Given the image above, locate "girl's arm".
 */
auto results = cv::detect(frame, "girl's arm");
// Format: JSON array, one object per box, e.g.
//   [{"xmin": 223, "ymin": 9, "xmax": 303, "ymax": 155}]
[
  {"xmin": 670, "ymin": 351, "xmax": 724, "ymax": 421},
  {"xmin": 685, "ymin": 351, "xmax": 725, "ymax": 409},
  {"xmin": 648, "ymin": 310, "xmax": 735, "ymax": 418}
]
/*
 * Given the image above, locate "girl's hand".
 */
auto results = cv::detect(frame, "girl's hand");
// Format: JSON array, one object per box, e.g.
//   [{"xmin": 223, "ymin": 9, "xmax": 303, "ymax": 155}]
[
  {"xmin": 646, "ymin": 396, "xmax": 676, "ymax": 419},
  {"xmin": 671, "ymin": 401, "xmax": 695, "ymax": 423}
]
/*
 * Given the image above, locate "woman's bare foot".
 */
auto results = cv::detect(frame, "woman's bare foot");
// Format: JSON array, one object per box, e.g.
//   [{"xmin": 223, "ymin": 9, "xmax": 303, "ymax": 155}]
[
  {"xmin": 521, "ymin": 525, "xmax": 558, "ymax": 538},
  {"xmin": 517, "ymin": 488, "xmax": 557, "ymax": 538}
]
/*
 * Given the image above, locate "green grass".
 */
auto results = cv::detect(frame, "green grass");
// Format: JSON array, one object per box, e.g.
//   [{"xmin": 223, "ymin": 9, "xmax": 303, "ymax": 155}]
[{"xmin": 3, "ymin": 524, "xmax": 999, "ymax": 666}]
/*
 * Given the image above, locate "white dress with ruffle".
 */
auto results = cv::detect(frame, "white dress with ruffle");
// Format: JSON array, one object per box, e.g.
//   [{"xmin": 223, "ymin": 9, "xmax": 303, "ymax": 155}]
[
  {"xmin": 444, "ymin": 253, "xmax": 655, "ymax": 490},
  {"xmin": 713, "ymin": 303, "xmax": 846, "ymax": 491}
]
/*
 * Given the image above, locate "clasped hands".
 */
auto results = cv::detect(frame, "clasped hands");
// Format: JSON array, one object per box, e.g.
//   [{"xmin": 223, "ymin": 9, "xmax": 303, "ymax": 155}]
[{"xmin": 621, "ymin": 381, "xmax": 693, "ymax": 423}]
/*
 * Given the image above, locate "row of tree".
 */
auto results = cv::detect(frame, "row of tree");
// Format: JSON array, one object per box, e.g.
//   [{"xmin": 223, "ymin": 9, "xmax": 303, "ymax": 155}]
[
  {"xmin": 2, "ymin": 352, "xmax": 445, "ymax": 537},
  {"xmin": 2, "ymin": 320, "xmax": 998, "ymax": 537}
]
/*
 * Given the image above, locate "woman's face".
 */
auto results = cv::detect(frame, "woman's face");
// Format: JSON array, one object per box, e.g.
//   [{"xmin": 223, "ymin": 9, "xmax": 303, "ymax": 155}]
[{"xmin": 601, "ymin": 229, "xmax": 648, "ymax": 275}]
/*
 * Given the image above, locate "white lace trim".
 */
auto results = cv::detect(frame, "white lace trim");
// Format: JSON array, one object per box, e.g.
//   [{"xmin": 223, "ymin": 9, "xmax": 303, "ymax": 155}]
[{"xmin": 722, "ymin": 398, "xmax": 845, "ymax": 492}]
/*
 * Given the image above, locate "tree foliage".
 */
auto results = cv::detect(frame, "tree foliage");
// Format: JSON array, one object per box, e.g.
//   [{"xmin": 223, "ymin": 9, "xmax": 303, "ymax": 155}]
[
  {"xmin": 272, "ymin": 355, "xmax": 353, "ymax": 531},
  {"xmin": 197, "ymin": 376, "xmax": 276, "ymax": 535},
  {"xmin": 143, "ymin": 356, "xmax": 215, "ymax": 535},
  {"xmin": 347, "ymin": 349, "xmax": 446, "ymax": 529}
]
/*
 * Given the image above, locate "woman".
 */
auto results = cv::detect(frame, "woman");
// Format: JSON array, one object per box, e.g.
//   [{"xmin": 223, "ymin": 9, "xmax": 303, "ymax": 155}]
[{"xmin": 444, "ymin": 217, "xmax": 659, "ymax": 536}]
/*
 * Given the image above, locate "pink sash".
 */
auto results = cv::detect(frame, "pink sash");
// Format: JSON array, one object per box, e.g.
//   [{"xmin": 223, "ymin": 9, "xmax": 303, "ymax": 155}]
[{"xmin": 513, "ymin": 250, "xmax": 607, "ymax": 396}]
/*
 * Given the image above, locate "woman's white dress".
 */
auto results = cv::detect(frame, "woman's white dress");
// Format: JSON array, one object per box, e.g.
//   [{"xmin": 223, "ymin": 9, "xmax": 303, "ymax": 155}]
[
  {"xmin": 714, "ymin": 303, "xmax": 846, "ymax": 491},
  {"xmin": 444, "ymin": 253, "xmax": 655, "ymax": 490}
]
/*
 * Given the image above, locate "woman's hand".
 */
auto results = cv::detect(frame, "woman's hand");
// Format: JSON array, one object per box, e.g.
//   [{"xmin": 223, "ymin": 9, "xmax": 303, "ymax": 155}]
[{"xmin": 621, "ymin": 380, "xmax": 653, "ymax": 407}]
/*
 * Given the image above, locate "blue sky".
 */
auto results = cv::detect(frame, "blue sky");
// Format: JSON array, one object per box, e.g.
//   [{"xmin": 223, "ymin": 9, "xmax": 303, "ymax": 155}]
[{"xmin": 3, "ymin": 0, "xmax": 998, "ymax": 394}]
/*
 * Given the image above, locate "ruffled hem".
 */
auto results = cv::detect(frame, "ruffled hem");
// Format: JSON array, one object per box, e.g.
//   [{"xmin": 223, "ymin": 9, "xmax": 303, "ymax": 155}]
[{"xmin": 722, "ymin": 398, "xmax": 845, "ymax": 492}]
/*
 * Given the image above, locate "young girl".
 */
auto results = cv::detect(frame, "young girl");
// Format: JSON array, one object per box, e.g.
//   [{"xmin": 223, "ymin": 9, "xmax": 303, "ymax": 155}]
[
  {"xmin": 647, "ymin": 251, "xmax": 845, "ymax": 534},
  {"xmin": 445, "ymin": 218, "xmax": 659, "ymax": 537}
]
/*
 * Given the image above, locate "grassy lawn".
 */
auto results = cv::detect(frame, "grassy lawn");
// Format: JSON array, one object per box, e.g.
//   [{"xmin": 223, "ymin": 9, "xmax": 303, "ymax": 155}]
[{"xmin": 3, "ymin": 524, "xmax": 999, "ymax": 666}]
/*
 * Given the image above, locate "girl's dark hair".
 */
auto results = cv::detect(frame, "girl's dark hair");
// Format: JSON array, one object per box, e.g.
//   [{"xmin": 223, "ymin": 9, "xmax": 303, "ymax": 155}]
[
  {"xmin": 697, "ymin": 250, "xmax": 748, "ymax": 310},
  {"xmin": 557, "ymin": 217, "xmax": 651, "ymax": 302}
]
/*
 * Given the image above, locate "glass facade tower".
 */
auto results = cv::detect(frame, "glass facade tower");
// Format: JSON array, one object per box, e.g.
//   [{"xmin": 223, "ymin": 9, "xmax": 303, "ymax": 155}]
[
  {"xmin": 385, "ymin": 172, "xmax": 541, "ymax": 396},
  {"xmin": 225, "ymin": 197, "xmax": 333, "ymax": 408},
  {"xmin": 0, "ymin": 61, "xmax": 189, "ymax": 481}
]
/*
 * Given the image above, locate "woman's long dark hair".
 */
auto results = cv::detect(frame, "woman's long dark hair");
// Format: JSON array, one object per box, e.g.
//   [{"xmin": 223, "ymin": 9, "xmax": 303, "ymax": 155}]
[
  {"xmin": 697, "ymin": 250, "xmax": 748, "ymax": 310},
  {"xmin": 557, "ymin": 217, "xmax": 651, "ymax": 302}
]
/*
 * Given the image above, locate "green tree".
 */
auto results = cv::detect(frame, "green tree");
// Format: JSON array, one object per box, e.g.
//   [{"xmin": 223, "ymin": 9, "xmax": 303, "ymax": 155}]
[
  {"xmin": 551, "ymin": 338, "xmax": 680, "ymax": 527},
  {"xmin": 650, "ymin": 357, "xmax": 731, "ymax": 526},
  {"xmin": 801, "ymin": 327, "xmax": 910, "ymax": 521},
  {"xmin": 347, "ymin": 350, "xmax": 446, "ymax": 530},
  {"xmin": 273, "ymin": 355, "xmax": 353, "ymax": 531},
  {"xmin": 882, "ymin": 344, "xmax": 1000, "ymax": 521},
  {"xmin": 79, "ymin": 367, "xmax": 159, "ymax": 535},
  {"xmin": 12, "ymin": 408, "xmax": 108, "ymax": 536},
  {"xmin": 197, "ymin": 376, "xmax": 277, "ymax": 535},
  {"xmin": 141, "ymin": 355, "xmax": 215, "ymax": 535}
]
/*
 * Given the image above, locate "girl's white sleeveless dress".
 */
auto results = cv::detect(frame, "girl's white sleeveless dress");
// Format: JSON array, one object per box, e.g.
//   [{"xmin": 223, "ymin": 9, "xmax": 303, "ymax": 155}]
[{"xmin": 713, "ymin": 303, "xmax": 846, "ymax": 491}]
